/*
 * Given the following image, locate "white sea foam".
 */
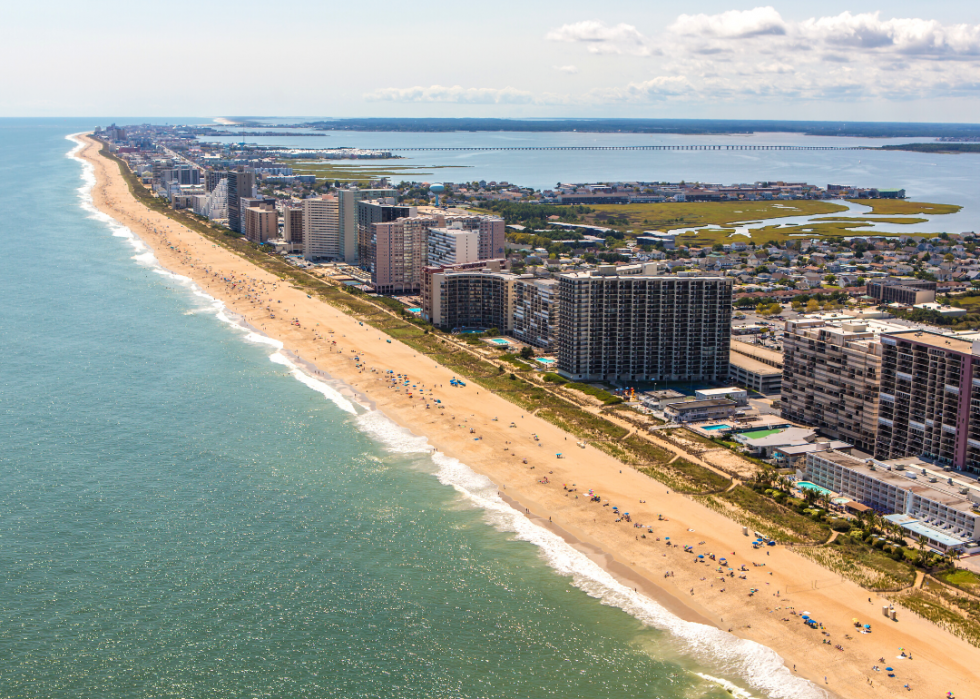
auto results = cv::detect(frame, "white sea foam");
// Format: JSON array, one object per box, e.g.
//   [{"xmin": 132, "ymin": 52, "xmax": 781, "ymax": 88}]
[
  {"xmin": 67, "ymin": 133, "xmax": 821, "ymax": 698},
  {"xmin": 270, "ymin": 352, "xmax": 356, "ymax": 415},
  {"xmin": 351, "ymin": 405, "xmax": 826, "ymax": 699},
  {"xmin": 65, "ymin": 134, "xmax": 357, "ymax": 421},
  {"xmin": 67, "ymin": 133, "xmax": 153, "ymax": 262}
]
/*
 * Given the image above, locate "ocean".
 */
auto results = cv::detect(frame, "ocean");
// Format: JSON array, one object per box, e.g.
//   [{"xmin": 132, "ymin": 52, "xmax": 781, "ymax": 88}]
[{"xmin": 0, "ymin": 119, "xmax": 823, "ymax": 699}]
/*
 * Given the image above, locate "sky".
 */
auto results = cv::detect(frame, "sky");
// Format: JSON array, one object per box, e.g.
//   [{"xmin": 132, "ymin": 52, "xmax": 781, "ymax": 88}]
[{"xmin": 4, "ymin": 0, "xmax": 980, "ymax": 122}]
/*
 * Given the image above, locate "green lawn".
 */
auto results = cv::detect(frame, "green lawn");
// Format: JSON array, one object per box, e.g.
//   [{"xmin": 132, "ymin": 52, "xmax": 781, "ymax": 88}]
[{"xmin": 939, "ymin": 569, "xmax": 980, "ymax": 591}]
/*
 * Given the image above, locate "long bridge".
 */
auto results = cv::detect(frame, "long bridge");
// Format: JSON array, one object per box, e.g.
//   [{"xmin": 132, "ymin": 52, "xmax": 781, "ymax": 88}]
[{"xmin": 377, "ymin": 144, "xmax": 866, "ymax": 152}]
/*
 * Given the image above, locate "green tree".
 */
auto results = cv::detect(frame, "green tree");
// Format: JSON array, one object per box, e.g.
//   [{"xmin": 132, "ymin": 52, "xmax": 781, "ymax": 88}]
[
  {"xmin": 824, "ymin": 274, "xmax": 837, "ymax": 285},
  {"xmin": 806, "ymin": 298, "xmax": 820, "ymax": 313},
  {"xmin": 519, "ymin": 346, "xmax": 534, "ymax": 360}
]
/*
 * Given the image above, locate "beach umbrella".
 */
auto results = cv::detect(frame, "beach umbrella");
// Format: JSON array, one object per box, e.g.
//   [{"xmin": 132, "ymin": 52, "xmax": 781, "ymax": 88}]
[
  {"xmin": 886, "ymin": 667, "xmax": 894, "ymax": 672},
  {"xmin": 864, "ymin": 624, "xmax": 871, "ymax": 629}
]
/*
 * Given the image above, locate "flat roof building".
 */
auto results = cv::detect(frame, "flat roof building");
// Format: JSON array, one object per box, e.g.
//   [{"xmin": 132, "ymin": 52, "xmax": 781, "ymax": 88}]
[
  {"xmin": 243, "ymin": 205, "xmax": 277, "ymax": 244},
  {"xmin": 868, "ymin": 278, "xmax": 937, "ymax": 306},
  {"xmin": 876, "ymin": 329, "xmax": 980, "ymax": 472},
  {"xmin": 370, "ymin": 216, "xmax": 438, "ymax": 294},
  {"xmin": 557, "ymin": 269, "xmax": 732, "ymax": 382},
  {"xmin": 782, "ymin": 317, "xmax": 906, "ymax": 455},
  {"xmin": 729, "ymin": 352, "xmax": 782, "ymax": 394},
  {"xmin": 804, "ymin": 450, "xmax": 980, "ymax": 549},
  {"xmin": 427, "ymin": 227, "xmax": 480, "ymax": 268},
  {"xmin": 356, "ymin": 198, "xmax": 416, "ymax": 269},
  {"xmin": 695, "ymin": 387, "xmax": 748, "ymax": 405},
  {"xmin": 512, "ymin": 278, "xmax": 558, "ymax": 350},
  {"xmin": 664, "ymin": 399, "xmax": 738, "ymax": 423},
  {"xmin": 302, "ymin": 195, "xmax": 341, "ymax": 260},
  {"xmin": 428, "ymin": 269, "xmax": 522, "ymax": 332}
]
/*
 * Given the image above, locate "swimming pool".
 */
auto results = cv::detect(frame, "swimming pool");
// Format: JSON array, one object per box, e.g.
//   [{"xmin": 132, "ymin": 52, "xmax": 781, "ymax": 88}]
[
  {"xmin": 536, "ymin": 357, "xmax": 556, "ymax": 365},
  {"xmin": 702, "ymin": 424, "xmax": 730, "ymax": 431},
  {"xmin": 797, "ymin": 481, "xmax": 834, "ymax": 497},
  {"xmin": 489, "ymin": 338, "xmax": 510, "ymax": 345},
  {"xmin": 408, "ymin": 307, "xmax": 422, "ymax": 313}
]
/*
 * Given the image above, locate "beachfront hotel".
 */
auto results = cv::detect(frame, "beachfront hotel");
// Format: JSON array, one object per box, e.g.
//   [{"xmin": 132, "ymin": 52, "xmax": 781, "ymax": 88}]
[
  {"xmin": 804, "ymin": 449, "xmax": 980, "ymax": 551},
  {"xmin": 302, "ymin": 195, "xmax": 341, "ymax": 260},
  {"xmin": 427, "ymin": 268, "xmax": 521, "ymax": 332},
  {"xmin": 421, "ymin": 259, "xmax": 507, "ymax": 322},
  {"xmin": 369, "ymin": 217, "xmax": 439, "ymax": 294},
  {"xmin": 356, "ymin": 199, "xmax": 416, "ymax": 269},
  {"xmin": 512, "ymin": 278, "xmax": 559, "ymax": 350},
  {"xmin": 335, "ymin": 187, "xmax": 397, "ymax": 264},
  {"xmin": 440, "ymin": 214, "xmax": 507, "ymax": 261},
  {"xmin": 781, "ymin": 317, "xmax": 907, "ymax": 455},
  {"xmin": 556, "ymin": 267, "xmax": 732, "ymax": 382},
  {"xmin": 225, "ymin": 169, "xmax": 255, "ymax": 234},
  {"xmin": 876, "ymin": 329, "xmax": 980, "ymax": 472},
  {"xmin": 427, "ymin": 226, "xmax": 480, "ymax": 268}
]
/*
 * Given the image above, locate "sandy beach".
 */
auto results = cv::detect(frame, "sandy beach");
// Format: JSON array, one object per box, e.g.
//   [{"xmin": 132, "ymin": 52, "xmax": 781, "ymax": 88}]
[{"xmin": 76, "ymin": 134, "xmax": 980, "ymax": 698}]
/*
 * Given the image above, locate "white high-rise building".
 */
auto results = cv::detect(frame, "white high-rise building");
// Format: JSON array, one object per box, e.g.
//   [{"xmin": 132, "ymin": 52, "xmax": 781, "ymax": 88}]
[
  {"xmin": 336, "ymin": 188, "xmax": 397, "ymax": 264},
  {"xmin": 427, "ymin": 227, "xmax": 479, "ymax": 267},
  {"xmin": 302, "ymin": 196, "xmax": 341, "ymax": 260},
  {"xmin": 201, "ymin": 178, "xmax": 228, "ymax": 221}
]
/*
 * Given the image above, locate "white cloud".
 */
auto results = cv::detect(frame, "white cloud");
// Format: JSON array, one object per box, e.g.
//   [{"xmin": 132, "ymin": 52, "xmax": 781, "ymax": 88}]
[
  {"xmin": 670, "ymin": 7, "xmax": 786, "ymax": 39},
  {"xmin": 542, "ymin": 8, "xmax": 980, "ymax": 107},
  {"xmin": 555, "ymin": 65, "xmax": 579, "ymax": 74},
  {"xmin": 590, "ymin": 75, "xmax": 695, "ymax": 101},
  {"xmin": 364, "ymin": 85, "xmax": 535, "ymax": 104},
  {"xmin": 545, "ymin": 20, "xmax": 655, "ymax": 56},
  {"xmin": 800, "ymin": 12, "xmax": 980, "ymax": 56}
]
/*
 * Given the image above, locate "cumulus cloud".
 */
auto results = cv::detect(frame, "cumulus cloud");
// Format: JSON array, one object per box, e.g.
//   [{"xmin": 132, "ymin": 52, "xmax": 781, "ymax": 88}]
[
  {"xmin": 800, "ymin": 12, "xmax": 980, "ymax": 56},
  {"xmin": 364, "ymin": 85, "xmax": 535, "ymax": 104},
  {"xmin": 545, "ymin": 20, "xmax": 656, "ymax": 56},
  {"xmin": 555, "ymin": 65, "xmax": 579, "ymax": 73},
  {"xmin": 665, "ymin": 8, "xmax": 980, "ymax": 57},
  {"xmin": 670, "ymin": 7, "xmax": 786, "ymax": 39},
  {"xmin": 590, "ymin": 75, "xmax": 695, "ymax": 101},
  {"xmin": 542, "ymin": 8, "xmax": 980, "ymax": 106}
]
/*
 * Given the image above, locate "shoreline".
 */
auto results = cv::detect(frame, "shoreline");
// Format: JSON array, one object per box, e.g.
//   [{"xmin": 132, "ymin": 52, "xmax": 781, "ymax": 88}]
[{"xmin": 74, "ymin": 133, "xmax": 980, "ymax": 698}]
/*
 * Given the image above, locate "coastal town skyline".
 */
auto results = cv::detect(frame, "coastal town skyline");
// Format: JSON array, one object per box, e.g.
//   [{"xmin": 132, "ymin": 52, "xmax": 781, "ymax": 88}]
[{"xmin": 5, "ymin": 0, "xmax": 980, "ymax": 694}]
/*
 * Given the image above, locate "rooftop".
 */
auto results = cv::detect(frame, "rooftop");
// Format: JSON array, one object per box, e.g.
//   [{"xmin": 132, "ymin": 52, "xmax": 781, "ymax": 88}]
[
  {"xmin": 812, "ymin": 451, "xmax": 980, "ymax": 516},
  {"xmin": 883, "ymin": 514, "xmax": 970, "ymax": 548},
  {"xmin": 665, "ymin": 399, "xmax": 736, "ymax": 411},
  {"xmin": 729, "ymin": 351, "xmax": 782, "ymax": 376},
  {"xmin": 885, "ymin": 329, "xmax": 976, "ymax": 354},
  {"xmin": 730, "ymin": 340, "xmax": 783, "ymax": 366}
]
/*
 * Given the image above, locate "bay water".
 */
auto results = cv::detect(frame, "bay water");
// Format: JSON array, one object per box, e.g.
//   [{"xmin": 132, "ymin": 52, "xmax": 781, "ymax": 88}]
[
  {"xmin": 208, "ymin": 126, "xmax": 980, "ymax": 235},
  {"xmin": 0, "ymin": 119, "xmax": 823, "ymax": 699}
]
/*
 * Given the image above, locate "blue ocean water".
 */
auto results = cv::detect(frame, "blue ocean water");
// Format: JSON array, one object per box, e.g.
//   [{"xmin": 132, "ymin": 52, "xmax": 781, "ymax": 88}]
[{"xmin": 0, "ymin": 119, "xmax": 821, "ymax": 699}]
